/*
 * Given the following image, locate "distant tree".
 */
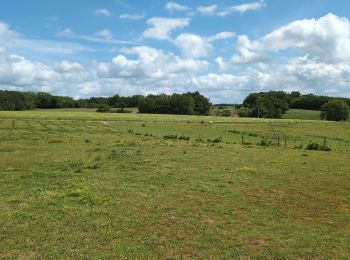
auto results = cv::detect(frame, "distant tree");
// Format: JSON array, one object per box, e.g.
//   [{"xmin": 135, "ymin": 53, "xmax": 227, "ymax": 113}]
[
  {"xmin": 320, "ymin": 100, "xmax": 349, "ymax": 121},
  {"xmin": 188, "ymin": 92, "xmax": 211, "ymax": 115},
  {"xmin": 170, "ymin": 94, "xmax": 195, "ymax": 115},
  {"xmin": 243, "ymin": 91, "xmax": 289, "ymax": 118},
  {"xmin": 96, "ymin": 104, "xmax": 111, "ymax": 113},
  {"xmin": 137, "ymin": 92, "xmax": 210, "ymax": 115}
]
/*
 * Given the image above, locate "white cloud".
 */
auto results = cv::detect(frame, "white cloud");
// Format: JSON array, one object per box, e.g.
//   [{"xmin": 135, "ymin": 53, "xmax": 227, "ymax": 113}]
[
  {"xmin": 197, "ymin": 5, "xmax": 217, "ymax": 16},
  {"xmin": 57, "ymin": 29, "xmax": 133, "ymax": 45},
  {"xmin": 174, "ymin": 33, "xmax": 211, "ymax": 58},
  {"xmin": 175, "ymin": 32, "xmax": 235, "ymax": 58},
  {"xmin": 94, "ymin": 8, "xmax": 111, "ymax": 16},
  {"xmin": 0, "ymin": 54, "xmax": 59, "ymax": 87},
  {"xmin": 224, "ymin": 13, "xmax": 350, "ymax": 66},
  {"xmin": 55, "ymin": 61, "xmax": 84, "ymax": 73},
  {"xmin": 95, "ymin": 29, "xmax": 113, "ymax": 40},
  {"xmin": 229, "ymin": 35, "xmax": 269, "ymax": 65},
  {"xmin": 260, "ymin": 13, "xmax": 350, "ymax": 63},
  {"xmin": 218, "ymin": 0, "xmax": 265, "ymax": 16},
  {"xmin": 208, "ymin": 32, "xmax": 236, "ymax": 42},
  {"xmin": 119, "ymin": 12, "xmax": 145, "ymax": 20},
  {"xmin": 98, "ymin": 46, "xmax": 208, "ymax": 79},
  {"xmin": 143, "ymin": 17, "xmax": 190, "ymax": 40},
  {"xmin": 165, "ymin": 2, "xmax": 190, "ymax": 12},
  {"xmin": 2, "ymin": 13, "xmax": 350, "ymax": 102}
]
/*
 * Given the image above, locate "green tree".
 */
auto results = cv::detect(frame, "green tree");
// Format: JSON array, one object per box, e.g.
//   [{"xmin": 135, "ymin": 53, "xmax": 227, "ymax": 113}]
[
  {"xmin": 320, "ymin": 100, "xmax": 349, "ymax": 121},
  {"xmin": 96, "ymin": 104, "xmax": 111, "ymax": 113}
]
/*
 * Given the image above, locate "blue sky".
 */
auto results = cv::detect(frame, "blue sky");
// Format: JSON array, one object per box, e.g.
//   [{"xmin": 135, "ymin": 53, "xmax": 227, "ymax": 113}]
[{"xmin": 1, "ymin": 0, "xmax": 350, "ymax": 103}]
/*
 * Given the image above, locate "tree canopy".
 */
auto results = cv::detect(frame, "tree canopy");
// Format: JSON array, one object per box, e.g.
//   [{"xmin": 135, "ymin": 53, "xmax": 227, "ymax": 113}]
[
  {"xmin": 242, "ymin": 91, "xmax": 350, "ymax": 119},
  {"xmin": 138, "ymin": 92, "xmax": 211, "ymax": 115},
  {"xmin": 320, "ymin": 100, "xmax": 349, "ymax": 121}
]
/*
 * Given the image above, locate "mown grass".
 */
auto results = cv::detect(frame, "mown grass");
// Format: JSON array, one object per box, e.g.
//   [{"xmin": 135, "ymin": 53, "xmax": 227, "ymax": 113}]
[{"xmin": 0, "ymin": 110, "xmax": 349, "ymax": 258}]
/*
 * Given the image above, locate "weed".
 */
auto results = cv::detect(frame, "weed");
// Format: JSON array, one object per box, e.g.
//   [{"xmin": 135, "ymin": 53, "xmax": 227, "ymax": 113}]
[
  {"xmin": 164, "ymin": 134, "xmax": 178, "ymax": 140},
  {"xmin": 306, "ymin": 142, "xmax": 331, "ymax": 151},
  {"xmin": 259, "ymin": 138, "xmax": 272, "ymax": 147},
  {"xmin": 178, "ymin": 135, "xmax": 190, "ymax": 141}
]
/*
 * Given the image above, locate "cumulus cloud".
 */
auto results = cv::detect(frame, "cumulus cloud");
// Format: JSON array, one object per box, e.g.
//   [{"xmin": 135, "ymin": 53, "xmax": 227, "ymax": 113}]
[
  {"xmin": 260, "ymin": 13, "xmax": 350, "ymax": 63},
  {"xmin": 219, "ymin": 13, "xmax": 350, "ymax": 67},
  {"xmin": 143, "ymin": 17, "xmax": 190, "ymax": 40},
  {"xmin": 55, "ymin": 61, "xmax": 84, "ymax": 73},
  {"xmin": 0, "ymin": 22, "xmax": 17, "ymax": 52},
  {"xmin": 2, "ymin": 13, "xmax": 350, "ymax": 102},
  {"xmin": 97, "ymin": 46, "xmax": 208, "ymax": 79},
  {"xmin": 175, "ymin": 32, "xmax": 235, "ymax": 58},
  {"xmin": 174, "ymin": 33, "xmax": 211, "ymax": 58},
  {"xmin": 165, "ymin": 2, "xmax": 189, "ymax": 12}
]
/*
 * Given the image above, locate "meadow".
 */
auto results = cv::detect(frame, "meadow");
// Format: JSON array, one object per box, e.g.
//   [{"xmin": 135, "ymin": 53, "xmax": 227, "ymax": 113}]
[{"xmin": 0, "ymin": 110, "xmax": 349, "ymax": 258}]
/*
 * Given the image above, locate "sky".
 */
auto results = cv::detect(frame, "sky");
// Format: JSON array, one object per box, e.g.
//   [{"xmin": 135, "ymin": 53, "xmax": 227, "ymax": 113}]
[{"xmin": 1, "ymin": 0, "xmax": 350, "ymax": 103}]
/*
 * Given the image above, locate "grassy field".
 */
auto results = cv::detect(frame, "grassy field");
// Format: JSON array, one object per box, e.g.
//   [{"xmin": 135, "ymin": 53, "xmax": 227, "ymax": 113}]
[
  {"xmin": 283, "ymin": 109, "xmax": 322, "ymax": 120},
  {"xmin": 1, "ymin": 110, "xmax": 350, "ymax": 258}
]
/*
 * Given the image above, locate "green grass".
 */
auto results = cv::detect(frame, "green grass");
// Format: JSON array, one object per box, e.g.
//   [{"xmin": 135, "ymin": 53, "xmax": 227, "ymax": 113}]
[
  {"xmin": 0, "ymin": 110, "xmax": 349, "ymax": 258},
  {"xmin": 283, "ymin": 109, "xmax": 322, "ymax": 120}
]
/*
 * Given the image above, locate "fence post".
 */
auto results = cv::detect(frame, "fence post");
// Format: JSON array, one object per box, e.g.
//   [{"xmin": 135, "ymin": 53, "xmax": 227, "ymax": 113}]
[{"xmin": 284, "ymin": 135, "xmax": 287, "ymax": 148}]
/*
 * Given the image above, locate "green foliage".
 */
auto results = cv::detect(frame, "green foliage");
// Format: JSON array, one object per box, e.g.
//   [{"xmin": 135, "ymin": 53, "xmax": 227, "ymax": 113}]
[
  {"xmin": 242, "ymin": 91, "xmax": 350, "ymax": 119},
  {"xmin": 305, "ymin": 142, "xmax": 331, "ymax": 151},
  {"xmin": 242, "ymin": 91, "xmax": 289, "ymax": 118},
  {"xmin": 112, "ymin": 108, "xmax": 132, "ymax": 113},
  {"xmin": 163, "ymin": 134, "xmax": 178, "ymax": 140},
  {"xmin": 221, "ymin": 109, "xmax": 232, "ymax": 117},
  {"xmin": 320, "ymin": 100, "xmax": 349, "ymax": 121},
  {"xmin": 96, "ymin": 104, "xmax": 111, "ymax": 113},
  {"xmin": 138, "ymin": 92, "xmax": 210, "ymax": 115}
]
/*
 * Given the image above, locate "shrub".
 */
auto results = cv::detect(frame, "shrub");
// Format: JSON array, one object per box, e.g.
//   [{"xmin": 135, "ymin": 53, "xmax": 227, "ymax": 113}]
[
  {"xmin": 306, "ymin": 142, "xmax": 331, "ymax": 151},
  {"xmin": 221, "ymin": 110, "xmax": 232, "ymax": 117},
  {"xmin": 112, "ymin": 108, "xmax": 132, "ymax": 113},
  {"xmin": 260, "ymin": 138, "xmax": 272, "ymax": 147},
  {"xmin": 164, "ymin": 134, "xmax": 178, "ymax": 140},
  {"xmin": 96, "ymin": 104, "xmax": 111, "ymax": 113},
  {"xmin": 178, "ymin": 135, "xmax": 190, "ymax": 141},
  {"xmin": 238, "ymin": 109, "xmax": 251, "ymax": 117},
  {"xmin": 320, "ymin": 100, "xmax": 349, "ymax": 121}
]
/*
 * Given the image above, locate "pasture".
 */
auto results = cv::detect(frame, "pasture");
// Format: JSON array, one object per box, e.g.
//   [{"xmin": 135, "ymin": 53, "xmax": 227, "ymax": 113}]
[{"xmin": 0, "ymin": 110, "xmax": 349, "ymax": 258}]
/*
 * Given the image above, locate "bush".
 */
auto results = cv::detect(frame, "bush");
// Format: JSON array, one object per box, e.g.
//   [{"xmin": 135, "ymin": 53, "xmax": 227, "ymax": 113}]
[
  {"xmin": 320, "ymin": 100, "xmax": 349, "ymax": 121},
  {"xmin": 96, "ymin": 104, "xmax": 111, "ymax": 113},
  {"xmin": 260, "ymin": 138, "xmax": 272, "ymax": 147},
  {"xmin": 306, "ymin": 142, "xmax": 331, "ymax": 151},
  {"xmin": 221, "ymin": 110, "xmax": 232, "ymax": 117},
  {"xmin": 112, "ymin": 108, "xmax": 132, "ymax": 113},
  {"xmin": 238, "ymin": 109, "xmax": 251, "ymax": 117},
  {"xmin": 178, "ymin": 135, "xmax": 190, "ymax": 141},
  {"xmin": 163, "ymin": 134, "xmax": 178, "ymax": 140}
]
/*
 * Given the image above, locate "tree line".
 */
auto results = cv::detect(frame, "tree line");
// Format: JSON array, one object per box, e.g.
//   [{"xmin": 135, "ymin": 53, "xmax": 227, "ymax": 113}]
[
  {"xmin": 0, "ymin": 90, "xmax": 211, "ymax": 115},
  {"xmin": 0, "ymin": 90, "xmax": 144, "ymax": 111},
  {"xmin": 242, "ymin": 91, "xmax": 350, "ymax": 120}
]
